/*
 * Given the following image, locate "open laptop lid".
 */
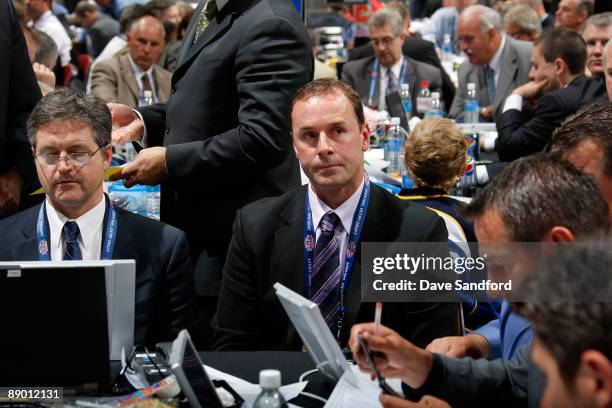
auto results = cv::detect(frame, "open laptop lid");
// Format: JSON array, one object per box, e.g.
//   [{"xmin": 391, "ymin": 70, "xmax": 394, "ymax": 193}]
[{"xmin": 274, "ymin": 283, "xmax": 348, "ymax": 382}]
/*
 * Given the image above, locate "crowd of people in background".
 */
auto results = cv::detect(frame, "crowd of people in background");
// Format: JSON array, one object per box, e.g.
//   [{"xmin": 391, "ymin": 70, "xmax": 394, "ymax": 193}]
[{"xmin": 1, "ymin": 0, "xmax": 612, "ymax": 405}]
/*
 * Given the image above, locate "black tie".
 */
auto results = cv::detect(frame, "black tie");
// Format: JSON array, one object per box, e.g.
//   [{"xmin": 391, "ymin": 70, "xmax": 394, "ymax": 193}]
[{"xmin": 63, "ymin": 221, "xmax": 82, "ymax": 260}]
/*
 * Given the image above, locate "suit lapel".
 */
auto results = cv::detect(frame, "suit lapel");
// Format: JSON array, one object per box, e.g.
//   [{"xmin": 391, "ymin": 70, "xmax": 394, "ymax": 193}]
[
  {"xmin": 493, "ymin": 41, "xmax": 518, "ymax": 110},
  {"xmin": 153, "ymin": 65, "xmax": 170, "ymax": 102},
  {"xmin": 174, "ymin": 7, "xmax": 238, "ymax": 78},
  {"xmin": 120, "ymin": 54, "xmax": 140, "ymax": 103},
  {"xmin": 273, "ymin": 188, "xmax": 306, "ymax": 295},
  {"xmin": 13, "ymin": 206, "xmax": 41, "ymax": 261},
  {"xmin": 341, "ymin": 186, "xmax": 394, "ymax": 341},
  {"xmin": 109, "ymin": 210, "xmax": 139, "ymax": 263}
]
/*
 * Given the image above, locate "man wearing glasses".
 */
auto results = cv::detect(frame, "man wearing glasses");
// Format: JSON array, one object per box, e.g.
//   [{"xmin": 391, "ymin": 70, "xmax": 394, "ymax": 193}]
[
  {"xmin": 342, "ymin": 8, "xmax": 442, "ymax": 127},
  {"xmin": 0, "ymin": 88, "xmax": 199, "ymax": 347}
]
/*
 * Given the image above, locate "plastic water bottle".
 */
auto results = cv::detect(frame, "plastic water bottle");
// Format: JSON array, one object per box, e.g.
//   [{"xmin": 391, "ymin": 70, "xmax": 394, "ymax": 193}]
[
  {"xmin": 139, "ymin": 90, "xmax": 154, "ymax": 107},
  {"xmin": 399, "ymin": 84, "xmax": 412, "ymax": 129},
  {"xmin": 253, "ymin": 370, "xmax": 288, "ymax": 408},
  {"xmin": 385, "ymin": 117, "xmax": 405, "ymax": 179},
  {"xmin": 416, "ymin": 81, "xmax": 431, "ymax": 117},
  {"xmin": 426, "ymin": 92, "xmax": 444, "ymax": 118},
  {"xmin": 464, "ymin": 82, "xmax": 479, "ymax": 123},
  {"xmin": 146, "ymin": 185, "xmax": 161, "ymax": 220},
  {"xmin": 442, "ymin": 34, "xmax": 453, "ymax": 61}
]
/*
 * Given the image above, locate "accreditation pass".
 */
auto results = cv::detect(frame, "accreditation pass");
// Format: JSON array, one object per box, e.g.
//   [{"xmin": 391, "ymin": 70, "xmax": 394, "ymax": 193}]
[{"xmin": 0, "ymin": 387, "xmax": 63, "ymax": 402}]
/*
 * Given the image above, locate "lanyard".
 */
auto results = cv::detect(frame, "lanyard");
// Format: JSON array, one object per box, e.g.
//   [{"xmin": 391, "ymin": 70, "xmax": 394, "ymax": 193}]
[
  {"xmin": 367, "ymin": 58, "xmax": 409, "ymax": 109},
  {"xmin": 37, "ymin": 198, "xmax": 118, "ymax": 261},
  {"xmin": 303, "ymin": 177, "xmax": 371, "ymax": 340}
]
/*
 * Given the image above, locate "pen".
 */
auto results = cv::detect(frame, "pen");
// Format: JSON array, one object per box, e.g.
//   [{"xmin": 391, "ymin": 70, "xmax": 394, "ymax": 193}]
[{"xmin": 374, "ymin": 302, "xmax": 383, "ymax": 335}]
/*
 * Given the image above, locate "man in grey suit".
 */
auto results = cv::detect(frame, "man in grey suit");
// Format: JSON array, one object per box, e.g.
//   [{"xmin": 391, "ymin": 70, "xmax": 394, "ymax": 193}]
[
  {"xmin": 450, "ymin": 5, "xmax": 532, "ymax": 122},
  {"xmin": 74, "ymin": 1, "xmax": 120, "ymax": 59},
  {"xmin": 342, "ymin": 8, "xmax": 442, "ymax": 128}
]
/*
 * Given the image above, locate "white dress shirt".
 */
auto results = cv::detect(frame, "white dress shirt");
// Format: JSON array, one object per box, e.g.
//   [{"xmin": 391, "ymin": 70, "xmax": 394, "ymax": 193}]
[
  {"xmin": 308, "ymin": 178, "xmax": 365, "ymax": 271},
  {"xmin": 32, "ymin": 11, "xmax": 72, "ymax": 67},
  {"xmin": 378, "ymin": 56, "xmax": 404, "ymax": 111},
  {"xmin": 45, "ymin": 196, "xmax": 106, "ymax": 261},
  {"xmin": 487, "ymin": 34, "xmax": 506, "ymax": 88},
  {"xmin": 127, "ymin": 54, "xmax": 159, "ymax": 103}
]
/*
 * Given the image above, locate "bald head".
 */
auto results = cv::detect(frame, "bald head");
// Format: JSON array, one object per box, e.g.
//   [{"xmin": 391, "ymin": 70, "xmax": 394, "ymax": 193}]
[{"xmin": 127, "ymin": 16, "xmax": 166, "ymax": 71}]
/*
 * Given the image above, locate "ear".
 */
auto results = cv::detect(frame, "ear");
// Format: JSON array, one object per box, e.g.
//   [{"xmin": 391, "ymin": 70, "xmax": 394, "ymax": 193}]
[
  {"xmin": 543, "ymin": 226, "xmax": 575, "ymax": 242},
  {"xmin": 361, "ymin": 123, "xmax": 370, "ymax": 152},
  {"xmin": 580, "ymin": 350, "xmax": 612, "ymax": 408},
  {"xmin": 554, "ymin": 57, "xmax": 566, "ymax": 76},
  {"xmin": 102, "ymin": 145, "xmax": 113, "ymax": 169}
]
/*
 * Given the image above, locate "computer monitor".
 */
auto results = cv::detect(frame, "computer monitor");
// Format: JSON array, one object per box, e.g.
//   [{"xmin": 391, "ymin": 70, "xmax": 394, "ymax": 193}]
[
  {"xmin": 0, "ymin": 260, "xmax": 135, "ymax": 387},
  {"xmin": 274, "ymin": 283, "xmax": 348, "ymax": 382}
]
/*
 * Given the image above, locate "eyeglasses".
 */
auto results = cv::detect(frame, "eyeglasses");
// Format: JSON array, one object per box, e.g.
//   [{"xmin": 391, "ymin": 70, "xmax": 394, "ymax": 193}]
[
  {"xmin": 34, "ymin": 145, "xmax": 104, "ymax": 167},
  {"xmin": 371, "ymin": 36, "xmax": 396, "ymax": 48}
]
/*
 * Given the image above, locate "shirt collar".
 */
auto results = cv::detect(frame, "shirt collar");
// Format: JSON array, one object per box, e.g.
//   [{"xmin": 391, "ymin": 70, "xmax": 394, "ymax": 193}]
[
  {"xmin": 45, "ymin": 195, "xmax": 106, "ymax": 253},
  {"xmin": 308, "ymin": 177, "xmax": 365, "ymax": 235},
  {"xmin": 215, "ymin": 0, "xmax": 230, "ymax": 12},
  {"xmin": 488, "ymin": 34, "xmax": 506, "ymax": 72},
  {"xmin": 127, "ymin": 53, "xmax": 153, "ymax": 78},
  {"xmin": 382, "ymin": 55, "xmax": 404, "ymax": 80},
  {"xmin": 36, "ymin": 10, "xmax": 53, "ymax": 24}
]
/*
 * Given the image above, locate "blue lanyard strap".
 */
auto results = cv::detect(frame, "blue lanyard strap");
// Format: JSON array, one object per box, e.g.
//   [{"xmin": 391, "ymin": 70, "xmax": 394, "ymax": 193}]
[
  {"xmin": 367, "ymin": 58, "xmax": 409, "ymax": 109},
  {"xmin": 37, "ymin": 197, "xmax": 118, "ymax": 260},
  {"xmin": 303, "ymin": 177, "xmax": 371, "ymax": 338}
]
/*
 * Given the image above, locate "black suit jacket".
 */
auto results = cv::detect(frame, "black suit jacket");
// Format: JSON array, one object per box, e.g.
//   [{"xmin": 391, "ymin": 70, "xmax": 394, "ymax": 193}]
[
  {"xmin": 495, "ymin": 75, "xmax": 607, "ymax": 162},
  {"xmin": 348, "ymin": 37, "xmax": 456, "ymax": 110},
  {"xmin": 0, "ymin": 0, "xmax": 42, "ymax": 195},
  {"xmin": 541, "ymin": 13, "xmax": 555, "ymax": 31},
  {"xmin": 211, "ymin": 184, "xmax": 459, "ymax": 351},
  {"xmin": 0, "ymin": 200, "xmax": 199, "ymax": 346},
  {"xmin": 137, "ymin": 0, "xmax": 313, "ymax": 292}
]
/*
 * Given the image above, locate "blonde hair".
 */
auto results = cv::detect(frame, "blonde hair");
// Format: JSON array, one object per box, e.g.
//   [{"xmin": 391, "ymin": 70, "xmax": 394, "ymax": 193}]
[{"xmin": 404, "ymin": 118, "xmax": 468, "ymax": 191}]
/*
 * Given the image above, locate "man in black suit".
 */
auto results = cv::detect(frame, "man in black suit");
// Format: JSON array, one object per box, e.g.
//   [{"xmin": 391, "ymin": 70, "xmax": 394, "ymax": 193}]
[
  {"xmin": 0, "ymin": 89, "xmax": 198, "ymax": 346},
  {"xmin": 0, "ymin": 0, "xmax": 42, "ymax": 219},
  {"xmin": 495, "ymin": 28, "xmax": 607, "ymax": 162},
  {"xmin": 211, "ymin": 79, "xmax": 458, "ymax": 351},
  {"xmin": 347, "ymin": 2, "xmax": 456, "ymax": 112},
  {"xmin": 106, "ymin": 0, "xmax": 313, "ymax": 325},
  {"xmin": 343, "ymin": 9, "xmax": 443, "ymax": 128}
]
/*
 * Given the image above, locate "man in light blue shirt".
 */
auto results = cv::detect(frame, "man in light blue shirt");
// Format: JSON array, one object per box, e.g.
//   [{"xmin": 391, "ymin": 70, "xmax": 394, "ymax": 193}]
[{"xmin": 421, "ymin": 0, "xmax": 475, "ymax": 50}]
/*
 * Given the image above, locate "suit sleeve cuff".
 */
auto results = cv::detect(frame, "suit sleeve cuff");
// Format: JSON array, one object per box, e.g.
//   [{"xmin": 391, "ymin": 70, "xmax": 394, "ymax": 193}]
[
  {"xmin": 502, "ymin": 94, "xmax": 523, "ymax": 113},
  {"xmin": 132, "ymin": 108, "xmax": 148, "ymax": 146}
]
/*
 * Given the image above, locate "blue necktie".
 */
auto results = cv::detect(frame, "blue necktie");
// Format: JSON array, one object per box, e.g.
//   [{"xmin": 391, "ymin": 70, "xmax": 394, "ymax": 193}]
[
  {"xmin": 311, "ymin": 212, "xmax": 342, "ymax": 333},
  {"xmin": 63, "ymin": 221, "xmax": 82, "ymax": 260},
  {"xmin": 484, "ymin": 65, "xmax": 496, "ymax": 103}
]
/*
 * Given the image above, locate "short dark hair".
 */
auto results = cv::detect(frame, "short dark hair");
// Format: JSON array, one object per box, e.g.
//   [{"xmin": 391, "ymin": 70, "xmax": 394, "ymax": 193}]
[
  {"xmin": 27, "ymin": 88, "xmax": 112, "ymax": 148},
  {"xmin": 534, "ymin": 28, "xmax": 586, "ymax": 75},
  {"xmin": 119, "ymin": 4, "xmax": 152, "ymax": 34},
  {"xmin": 549, "ymin": 102, "xmax": 612, "ymax": 177},
  {"xmin": 463, "ymin": 154, "xmax": 610, "ymax": 241},
  {"xmin": 292, "ymin": 79, "xmax": 365, "ymax": 128},
  {"xmin": 145, "ymin": 0, "xmax": 176, "ymax": 18},
  {"xmin": 577, "ymin": 0, "xmax": 594, "ymax": 17},
  {"xmin": 514, "ymin": 239, "xmax": 612, "ymax": 384},
  {"xmin": 74, "ymin": 1, "xmax": 98, "ymax": 17}
]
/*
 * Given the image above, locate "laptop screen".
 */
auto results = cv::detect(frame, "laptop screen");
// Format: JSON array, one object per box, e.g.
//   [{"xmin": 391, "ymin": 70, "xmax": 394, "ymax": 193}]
[{"xmin": 0, "ymin": 266, "xmax": 111, "ymax": 387}]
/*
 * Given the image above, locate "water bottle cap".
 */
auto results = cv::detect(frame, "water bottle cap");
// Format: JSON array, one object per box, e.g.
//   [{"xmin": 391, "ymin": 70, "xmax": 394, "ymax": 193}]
[
  {"xmin": 390, "ymin": 117, "xmax": 401, "ymax": 125},
  {"xmin": 144, "ymin": 90, "xmax": 153, "ymax": 98},
  {"xmin": 443, "ymin": 34, "xmax": 451, "ymax": 40},
  {"xmin": 400, "ymin": 83, "xmax": 409, "ymax": 91},
  {"xmin": 467, "ymin": 83, "xmax": 476, "ymax": 91},
  {"xmin": 431, "ymin": 92, "xmax": 440, "ymax": 98},
  {"xmin": 259, "ymin": 369, "xmax": 281, "ymax": 389},
  {"xmin": 420, "ymin": 80, "xmax": 430, "ymax": 87}
]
